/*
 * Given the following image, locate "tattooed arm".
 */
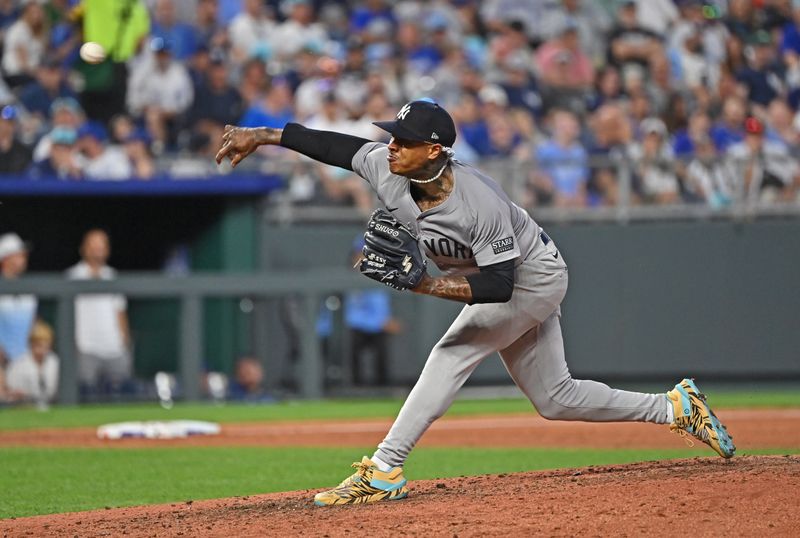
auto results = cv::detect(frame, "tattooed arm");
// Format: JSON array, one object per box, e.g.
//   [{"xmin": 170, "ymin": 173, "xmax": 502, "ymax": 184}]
[
  {"xmin": 412, "ymin": 259, "xmax": 515, "ymax": 304},
  {"xmin": 215, "ymin": 123, "xmax": 370, "ymax": 169}
]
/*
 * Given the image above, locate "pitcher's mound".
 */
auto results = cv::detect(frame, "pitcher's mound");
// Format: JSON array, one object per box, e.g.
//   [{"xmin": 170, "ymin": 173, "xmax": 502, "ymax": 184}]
[{"xmin": 4, "ymin": 455, "xmax": 798, "ymax": 537}]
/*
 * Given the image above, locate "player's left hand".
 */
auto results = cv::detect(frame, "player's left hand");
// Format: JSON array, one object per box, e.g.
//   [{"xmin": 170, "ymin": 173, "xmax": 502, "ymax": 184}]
[
  {"xmin": 358, "ymin": 209, "xmax": 427, "ymax": 290},
  {"xmin": 215, "ymin": 125, "xmax": 259, "ymax": 168}
]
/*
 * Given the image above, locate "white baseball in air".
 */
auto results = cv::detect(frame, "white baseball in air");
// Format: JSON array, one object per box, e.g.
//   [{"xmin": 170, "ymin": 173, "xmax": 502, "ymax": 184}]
[{"xmin": 80, "ymin": 42, "xmax": 106, "ymax": 64}]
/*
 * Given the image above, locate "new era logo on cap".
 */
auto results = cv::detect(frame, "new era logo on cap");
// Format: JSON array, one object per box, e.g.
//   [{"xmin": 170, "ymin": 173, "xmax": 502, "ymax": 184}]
[{"xmin": 374, "ymin": 100, "xmax": 457, "ymax": 147}]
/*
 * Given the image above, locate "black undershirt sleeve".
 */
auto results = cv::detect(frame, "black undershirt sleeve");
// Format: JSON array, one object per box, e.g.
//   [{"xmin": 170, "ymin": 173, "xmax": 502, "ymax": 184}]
[
  {"xmin": 279, "ymin": 123, "xmax": 371, "ymax": 171},
  {"xmin": 465, "ymin": 259, "xmax": 516, "ymax": 304}
]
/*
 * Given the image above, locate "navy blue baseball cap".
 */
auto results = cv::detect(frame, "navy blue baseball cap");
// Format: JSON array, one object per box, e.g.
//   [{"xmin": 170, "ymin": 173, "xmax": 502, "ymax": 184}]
[
  {"xmin": 374, "ymin": 100, "xmax": 457, "ymax": 147},
  {"xmin": 77, "ymin": 121, "xmax": 107, "ymax": 141}
]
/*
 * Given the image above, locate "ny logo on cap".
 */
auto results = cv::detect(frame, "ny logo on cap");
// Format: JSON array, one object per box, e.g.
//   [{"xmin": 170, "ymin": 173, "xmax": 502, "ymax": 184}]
[
  {"xmin": 396, "ymin": 103, "xmax": 412, "ymax": 120},
  {"xmin": 431, "ymin": 132, "xmax": 439, "ymax": 140}
]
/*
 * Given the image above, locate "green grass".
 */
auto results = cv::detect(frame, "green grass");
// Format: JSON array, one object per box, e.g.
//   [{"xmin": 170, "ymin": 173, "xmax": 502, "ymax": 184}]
[
  {"xmin": 2, "ymin": 445, "xmax": 797, "ymax": 519},
  {"xmin": 2, "ymin": 390, "xmax": 799, "ymax": 431}
]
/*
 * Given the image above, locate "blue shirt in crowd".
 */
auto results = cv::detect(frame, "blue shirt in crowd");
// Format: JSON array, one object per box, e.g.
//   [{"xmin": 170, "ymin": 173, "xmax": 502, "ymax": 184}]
[
  {"xmin": 345, "ymin": 290, "xmax": 390, "ymax": 334},
  {"xmin": 781, "ymin": 22, "xmax": 800, "ymax": 56},
  {"xmin": 151, "ymin": 22, "xmax": 199, "ymax": 60},
  {"xmin": 239, "ymin": 106, "xmax": 294, "ymax": 129},
  {"xmin": 0, "ymin": 294, "xmax": 37, "ymax": 363},
  {"xmin": 535, "ymin": 140, "xmax": 589, "ymax": 198},
  {"xmin": 710, "ymin": 123, "xmax": 744, "ymax": 151}
]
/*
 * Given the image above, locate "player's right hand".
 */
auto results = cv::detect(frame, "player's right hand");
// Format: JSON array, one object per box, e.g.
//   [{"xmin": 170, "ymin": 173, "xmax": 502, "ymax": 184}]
[{"xmin": 215, "ymin": 125, "xmax": 259, "ymax": 168}]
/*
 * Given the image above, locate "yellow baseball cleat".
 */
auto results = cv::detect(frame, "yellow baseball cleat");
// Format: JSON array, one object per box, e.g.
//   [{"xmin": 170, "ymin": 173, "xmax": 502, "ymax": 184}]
[
  {"xmin": 314, "ymin": 457, "xmax": 409, "ymax": 506},
  {"xmin": 667, "ymin": 378, "xmax": 735, "ymax": 458}
]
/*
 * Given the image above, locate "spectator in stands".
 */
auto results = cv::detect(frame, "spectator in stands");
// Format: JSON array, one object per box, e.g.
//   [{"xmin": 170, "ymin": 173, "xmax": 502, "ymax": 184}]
[
  {"xmin": 345, "ymin": 237, "xmax": 401, "ymax": 386},
  {"xmin": 673, "ymin": 22, "xmax": 714, "ymax": 95},
  {"xmin": 588, "ymin": 65, "xmax": 625, "ymax": 111},
  {"xmin": 498, "ymin": 51, "xmax": 543, "ymax": 119},
  {"xmin": 0, "ymin": 0, "xmax": 16, "ymax": 33},
  {"xmin": 150, "ymin": 0, "xmax": 197, "ymax": 61},
  {"xmin": 711, "ymin": 96, "xmax": 748, "ymax": 151},
  {"xmin": 781, "ymin": 2, "xmax": 800, "ymax": 70},
  {"xmin": 669, "ymin": 0, "xmax": 728, "ymax": 89},
  {"xmin": 736, "ymin": 30, "xmax": 785, "ymax": 112},
  {"xmin": 239, "ymin": 76, "xmax": 294, "ymax": 129},
  {"xmin": 533, "ymin": 108, "xmax": 589, "ymax": 207},
  {"xmin": 724, "ymin": 0, "xmax": 761, "ymax": 43},
  {"xmin": 228, "ymin": 355, "xmax": 274, "ymax": 402},
  {"xmin": 67, "ymin": 229, "xmax": 132, "ymax": 400},
  {"xmin": 272, "ymin": 0, "xmax": 328, "ymax": 60},
  {"xmin": 123, "ymin": 128, "xmax": 155, "ymax": 180},
  {"xmin": 396, "ymin": 19, "xmax": 444, "ymax": 90},
  {"xmin": 662, "ymin": 92, "xmax": 690, "ymax": 134},
  {"xmin": 75, "ymin": 121, "xmax": 132, "ymax": 180},
  {"xmin": 308, "ymin": 93, "xmax": 373, "ymax": 212},
  {"xmin": 607, "ymin": 0, "xmax": 664, "ymax": 70},
  {"xmin": 627, "ymin": 88, "xmax": 654, "ymax": 129},
  {"xmin": 127, "ymin": 37, "xmax": 193, "ymax": 152},
  {"xmin": 0, "ymin": 232, "xmax": 37, "ymax": 368},
  {"xmin": 77, "ymin": 0, "xmax": 151, "ymax": 124},
  {"xmin": 454, "ymin": 93, "xmax": 491, "ymax": 157},
  {"xmin": 629, "ymin": 117, "xmax": 680, "ymax": 204},
  {"xmin": 294, "ymin": 54, "xmax": 342, "ymax": 119},
  {"xmin": 19, "ymin": 57, "xmax": 75, "ymax": 121},
  {"xmin": 673, "ymin": 110, "xmax": 713, "ymax": 158},
  {"xmin": 187, "ymin": 54, "xmax": 243, "ymax": 146},
  {"xmin": 484, "ymin": 106, "xmax": 526, "ymax": 158},
  {"xmin": 195, "ymin": 0, "xmax": 226, "ymax": 51},
  {"xmin": 32, "ymin": 97, "xmax": 85, "ymax": 163},
  {"xmin": 685, "ymin": 134, "xmax": 735, "ymax": 207},
  {"xmin": 228, "ymin": 0, "xmax": 275, "ymax": 64},
  {"xmin": 27, "ymin": 126, "xmax": 82, "ymax": 180},
  {"xmin": 237, "ymin": 58, "xmax": 269, "ymax": 106},
  {"xmin": 350, "ymin": 90, "xmax": 392, "ymax": 141},
  {"xmin": 766, "ymin": 98, "xmax": 800, "ymax": 155},
  {"xmin": 727, "ymin": 116, "xmax": 799, "ymax": 203},
  {"xmin": 0, "ymin": 105, "xmax": 32, "ymax": 174},
  {"xmin": 4, "ymin": 320, "xmax": 59, "ymax": 406},
  {"xmin": 1, "ymin": 0, "xmax": 46, "ymax": 88},
  {"xmin": 535, "ymin": 18, "xmax": 594, "ymax": 113},
  {"xmin": 109, "ymin": 114, "xmax": 136, "ymax": 145},
  {"xmin": 349, "ymin": 0, "xmax": 395, "ymax": 44},
  {"xmin": 634, "ymin": 0, "xmax": 679, "ymax": 37},
  {"xmin": 540, "ymin": 0, "xmax": 612, "ymax": 66},
  {"xmin": 585, "ymin": 103, "xmax": 636, "ymax": 206},
  {"xmin": 481, "ymin": 1, "xmax": 547, "ymax": 46}
]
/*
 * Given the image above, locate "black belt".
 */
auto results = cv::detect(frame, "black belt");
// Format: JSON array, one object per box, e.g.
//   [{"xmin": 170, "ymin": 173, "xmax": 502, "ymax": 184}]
[{"xmin": 540, "ymin": 231, "xmax": 551, "ymax": 246}]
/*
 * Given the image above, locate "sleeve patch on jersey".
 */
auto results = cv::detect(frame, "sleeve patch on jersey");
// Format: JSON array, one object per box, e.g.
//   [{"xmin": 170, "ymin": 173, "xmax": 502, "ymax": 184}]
[{"xmin": 491, "ymin": 237, "xmax": 514, "ymax": 255}]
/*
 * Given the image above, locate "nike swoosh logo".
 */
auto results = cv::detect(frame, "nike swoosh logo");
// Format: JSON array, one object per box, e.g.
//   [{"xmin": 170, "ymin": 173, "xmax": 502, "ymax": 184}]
[
  {"xmin": 552, "ymin": 251, "xmax": 559, "ymax": 259},
  {"xmin": 387, "ymin": 207, "xmax": 399, "ymax": 212}
]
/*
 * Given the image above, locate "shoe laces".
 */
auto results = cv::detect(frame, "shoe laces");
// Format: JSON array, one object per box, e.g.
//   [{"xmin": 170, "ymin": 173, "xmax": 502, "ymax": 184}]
[
  {"xmin": 337, "ymin": 460, "xmax": 373, "ymax": 488},
  {"xmin": 671, "ymin": 426, "xmax": 695, "ymax": 448},
  {"xmin": 352, "ymin": 460, "xmax": 372, "ymax": 476}
]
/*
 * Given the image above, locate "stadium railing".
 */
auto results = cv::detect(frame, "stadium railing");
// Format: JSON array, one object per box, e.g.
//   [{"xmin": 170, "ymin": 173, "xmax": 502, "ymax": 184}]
[{"xmin": 1, "ymin": 270, "xmax": 373, "ymax": 404}]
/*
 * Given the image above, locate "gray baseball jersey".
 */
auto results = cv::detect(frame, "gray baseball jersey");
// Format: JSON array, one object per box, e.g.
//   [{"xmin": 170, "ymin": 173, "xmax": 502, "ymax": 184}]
[
  {"xmin": 352, "ymin": 143, "xmax": 544, "ymax": 275},
  {"xmin": 350, "ymin": 141, "xmax": 670, "ymax": 470}
]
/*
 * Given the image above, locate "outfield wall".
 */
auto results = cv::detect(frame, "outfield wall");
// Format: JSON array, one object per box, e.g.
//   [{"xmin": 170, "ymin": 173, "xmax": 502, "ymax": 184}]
[{"xmin": 262, "ymin": 219, "xmax": 800, "ymax": 384}]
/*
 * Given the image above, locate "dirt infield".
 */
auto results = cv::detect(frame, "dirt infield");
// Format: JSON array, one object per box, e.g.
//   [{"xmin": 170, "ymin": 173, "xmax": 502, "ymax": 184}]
[
  {"xmin": 2, "ymin": 408, "xmax": 799, "ymax": 451},
  {"xmin": 3, "ymin": 455, "xmax": 798, "ymax": 537}
]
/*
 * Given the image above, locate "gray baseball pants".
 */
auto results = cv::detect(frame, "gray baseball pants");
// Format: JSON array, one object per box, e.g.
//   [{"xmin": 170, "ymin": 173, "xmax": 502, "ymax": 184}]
[{"xmin": 375, "ymin": 242, "xmax": 669, "ymax": 468}]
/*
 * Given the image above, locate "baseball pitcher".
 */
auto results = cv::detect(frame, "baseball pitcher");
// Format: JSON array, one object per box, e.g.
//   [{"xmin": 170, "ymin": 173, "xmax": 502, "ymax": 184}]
[{"xmin": 215, "ymin": 100, "xmax": 735, "ymax": 506}]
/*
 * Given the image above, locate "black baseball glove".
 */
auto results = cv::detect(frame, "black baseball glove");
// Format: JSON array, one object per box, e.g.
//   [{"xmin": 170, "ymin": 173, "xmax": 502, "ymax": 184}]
[{"xmin": 358, "ymin": 208, "xmax": 426, "ymax": 290}]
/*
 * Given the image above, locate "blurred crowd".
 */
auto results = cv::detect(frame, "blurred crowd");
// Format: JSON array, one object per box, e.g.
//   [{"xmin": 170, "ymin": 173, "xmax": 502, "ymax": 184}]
[
  {"xmin": 0, "ymin": 229, "xmax": 132, "ymax": 405},
  {"xmin": 1, "ymin": 0, "xmax": 800, "ymax": 208}
]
